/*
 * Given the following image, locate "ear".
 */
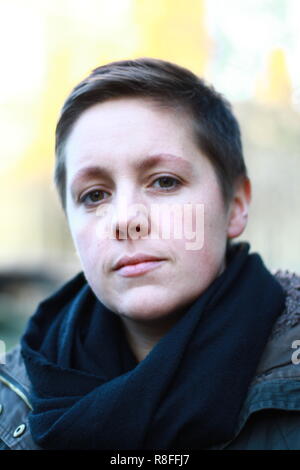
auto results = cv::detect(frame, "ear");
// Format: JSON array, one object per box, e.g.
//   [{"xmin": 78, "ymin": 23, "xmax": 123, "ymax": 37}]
[{"xmin": 227, "ymin": 177, "xmax": 252, "ymax": 239}]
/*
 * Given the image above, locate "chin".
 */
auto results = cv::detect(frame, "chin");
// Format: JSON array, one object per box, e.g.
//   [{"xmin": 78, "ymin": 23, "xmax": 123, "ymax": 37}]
[
  {"xmin": 121, "ymin": 310, "xmax": 171, "ymax": 323},
  {"xmin": 119, "ymin": 306, "xmax": 169, "ymax": 322},
  {"xmin": 118, "ymin": 298, "xmax": 188, "ymax": 325}
]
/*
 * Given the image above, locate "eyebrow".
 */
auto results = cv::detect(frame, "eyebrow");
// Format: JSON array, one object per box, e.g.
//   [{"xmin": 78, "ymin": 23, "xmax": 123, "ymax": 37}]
[{"xmin": 70, "ymin": 153, "xmax": 194, "ymax": 193}]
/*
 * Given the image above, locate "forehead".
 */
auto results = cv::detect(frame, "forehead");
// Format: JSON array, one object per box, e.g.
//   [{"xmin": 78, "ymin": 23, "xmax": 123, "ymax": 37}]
[{"xmin": 64, "ymin": 97, "xmax": 204, "ymax": 180}]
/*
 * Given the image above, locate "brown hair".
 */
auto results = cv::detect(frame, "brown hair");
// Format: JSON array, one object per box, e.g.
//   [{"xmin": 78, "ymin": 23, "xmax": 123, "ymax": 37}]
[{"xmin": 55, "ymin": 57, "xmax": 247, "ymax": 210}]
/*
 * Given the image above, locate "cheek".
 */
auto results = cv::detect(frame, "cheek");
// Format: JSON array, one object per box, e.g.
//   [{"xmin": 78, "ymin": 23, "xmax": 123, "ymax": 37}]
[
  {"xmin": 204, "ymin": 203, "xmax": 228, "ymax": 249},
  {"xmin": 173, "ymin": 199, "xmax": 227, "ymax": 279},
  {"xmin": 163, "ymin": 199, "xmax": 225, "ymax": 256},
  {"xmin": 69, "ymin": 217, "xmax": 108, "ymax": 273},
  {"xmin": 167, "ymin": 237, "xmax": 222, "ymax": 305},
  {"xmin": 151, "ymin": 201, "xmax": 205, "ymax": 246},
  {"xmin": 200, "ymin": 201, "xmax": 228, "ymax": 274}
]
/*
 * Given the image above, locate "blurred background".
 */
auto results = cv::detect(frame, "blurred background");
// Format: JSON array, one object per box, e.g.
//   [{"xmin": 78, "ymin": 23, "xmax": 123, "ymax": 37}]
[{"xmin": 1, "ymin": 0, "xmax": 299, "ymax": 350}]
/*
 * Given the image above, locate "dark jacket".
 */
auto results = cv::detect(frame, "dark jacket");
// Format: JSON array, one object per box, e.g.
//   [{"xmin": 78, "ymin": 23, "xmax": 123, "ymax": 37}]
[{"xmin": 1, "ymin": 271, "xmax": 300, "ymax": 450}]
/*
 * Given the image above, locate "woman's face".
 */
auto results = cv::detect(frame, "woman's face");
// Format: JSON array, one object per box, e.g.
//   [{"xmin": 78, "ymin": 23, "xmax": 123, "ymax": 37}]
[{"xmin": 65, "ymin": 97, "xmax": 246, "ymax": 322}]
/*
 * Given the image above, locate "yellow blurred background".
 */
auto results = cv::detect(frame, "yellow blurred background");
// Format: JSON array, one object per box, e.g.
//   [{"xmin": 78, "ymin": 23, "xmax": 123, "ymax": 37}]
[{"xmin": 0, "ymin": 0, "xmax": 299, "ymax": 347}]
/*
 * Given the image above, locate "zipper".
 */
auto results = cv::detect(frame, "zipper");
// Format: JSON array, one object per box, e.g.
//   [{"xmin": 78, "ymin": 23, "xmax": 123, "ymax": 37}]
[{"xmin": 0, "ymin": 373, "xmax": 33, "ymax": 411}]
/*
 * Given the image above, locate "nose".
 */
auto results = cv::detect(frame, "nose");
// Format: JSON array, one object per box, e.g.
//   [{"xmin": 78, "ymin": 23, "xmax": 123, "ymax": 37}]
[{"xmin": 111, "ymin": 190, "xmax": 151, "ymax": 241}]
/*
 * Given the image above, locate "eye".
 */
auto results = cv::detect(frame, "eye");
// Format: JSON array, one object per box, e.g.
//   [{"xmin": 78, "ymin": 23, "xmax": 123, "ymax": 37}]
[
  {"xmin": 79, "ymin": 189, "xmax": 109, "ymax": 206},
  {"xmin": 151, "ymin": 176, "xmax": 182, "ymax": 191}
]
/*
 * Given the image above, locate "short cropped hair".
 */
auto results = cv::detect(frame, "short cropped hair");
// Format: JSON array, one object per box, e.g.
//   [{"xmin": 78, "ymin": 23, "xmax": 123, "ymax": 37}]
[{"xmin": 54, "ymin": 57, "xmax": 247, "ymax": 210}]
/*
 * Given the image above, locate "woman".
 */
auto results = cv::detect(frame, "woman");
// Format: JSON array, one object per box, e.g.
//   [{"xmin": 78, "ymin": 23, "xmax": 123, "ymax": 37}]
[{"xmin": 1, "ymin": 58, "xmax": 300, "ymax": 450}]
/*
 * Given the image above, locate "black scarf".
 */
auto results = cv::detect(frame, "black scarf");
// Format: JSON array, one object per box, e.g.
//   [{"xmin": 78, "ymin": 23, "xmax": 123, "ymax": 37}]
[{"xmin": 20, "ymin": 242, "xmax": 285, "ymax": 450}]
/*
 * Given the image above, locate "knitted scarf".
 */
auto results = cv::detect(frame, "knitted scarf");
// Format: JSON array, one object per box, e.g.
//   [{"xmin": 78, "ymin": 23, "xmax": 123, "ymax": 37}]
[{"xmin": 20, "ymin": 242, "xmax": 286, "ymax": 449}]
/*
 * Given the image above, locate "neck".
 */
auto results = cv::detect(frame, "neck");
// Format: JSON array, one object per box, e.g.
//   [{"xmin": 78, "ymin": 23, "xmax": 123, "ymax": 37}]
[{"xmin": 120, "ymin": 311, "xmax": 184, "ymax": 362}]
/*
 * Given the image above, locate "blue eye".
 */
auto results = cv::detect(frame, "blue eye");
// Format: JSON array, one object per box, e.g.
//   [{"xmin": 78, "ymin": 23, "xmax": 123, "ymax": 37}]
[{"xmin": 152, "ymin": 176, "xmax": 181, "ymax": 190}]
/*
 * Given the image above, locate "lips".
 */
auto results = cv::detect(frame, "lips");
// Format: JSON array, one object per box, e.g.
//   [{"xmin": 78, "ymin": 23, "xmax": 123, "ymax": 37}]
[
  {"xmin": 113, "ymin": 253, "xmax": 165, "ymax": 271},
  {"xmin": 116, "ymin": 260, "xmax": 165, "ymax": 278}
]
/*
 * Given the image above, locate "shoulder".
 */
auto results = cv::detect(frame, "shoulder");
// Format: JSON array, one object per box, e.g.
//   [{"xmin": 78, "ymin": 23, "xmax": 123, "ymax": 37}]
[
  {"xmin": 224, "ymin": 270, "xmax": 300, "ymax": 450},
  {"xmin": 271, "ymin": 270, "xmax": 300, "ymax": 338},
  {"xmin": 0, "ymin": 345, "xmax": 40, "ymax": 450},
  {"xmin": 253, "ymin": 270, "xmax": 300, "ymax": 380}
]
